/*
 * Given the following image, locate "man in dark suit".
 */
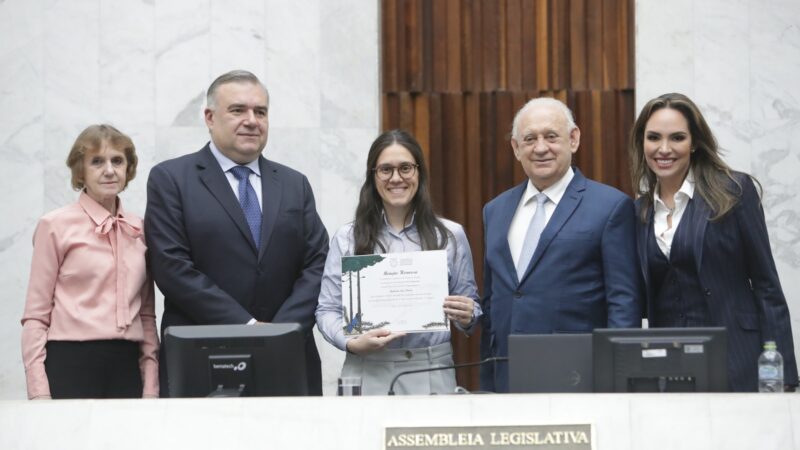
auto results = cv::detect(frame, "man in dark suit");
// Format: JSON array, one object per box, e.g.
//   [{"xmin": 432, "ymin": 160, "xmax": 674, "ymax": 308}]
[
  {"xmin": 145, "ymin": 70, "xmax": 329, "ymax": 395},
  {"xmin": 480, "ymin": 97, "xmax": 642, "ymax": 392}
]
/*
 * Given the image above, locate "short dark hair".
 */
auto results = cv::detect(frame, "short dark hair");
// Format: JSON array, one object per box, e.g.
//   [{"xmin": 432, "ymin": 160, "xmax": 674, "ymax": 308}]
[
  {"xmin": 206, "ymin": 70, "xmax": 270, "ymax": 109},
  {"xmin": 65, "ymin": 124, "xmax": 137, "ymax": 191}
]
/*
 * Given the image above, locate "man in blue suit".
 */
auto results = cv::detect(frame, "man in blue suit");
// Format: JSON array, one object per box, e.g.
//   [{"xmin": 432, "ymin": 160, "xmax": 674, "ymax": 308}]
[
  {"xmin": 480, "ymin": 97, "xmax": 642, "ymax": 392},
  {"xmin": 145, "ymin": 70, "xmax": 329, "ymax": 396}
]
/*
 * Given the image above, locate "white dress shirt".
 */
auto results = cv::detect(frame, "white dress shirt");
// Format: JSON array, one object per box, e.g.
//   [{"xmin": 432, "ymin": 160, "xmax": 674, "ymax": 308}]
[
  {"xmin": 508, "ymin": 168, "xmax": 574, "ymax": 268},
  {"xmin": 653, "ymin": 170, "xmax": 695, "ymax": 258},
  {"xmin": 208, "ymin": 141, "xmax": 263, "ymax": 211}
]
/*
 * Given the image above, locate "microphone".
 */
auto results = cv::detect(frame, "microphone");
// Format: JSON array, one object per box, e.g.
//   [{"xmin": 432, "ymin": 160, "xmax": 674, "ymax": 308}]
[{"xmin": 387, "ymin": 356, "xmax": 509, "ymax": 395}]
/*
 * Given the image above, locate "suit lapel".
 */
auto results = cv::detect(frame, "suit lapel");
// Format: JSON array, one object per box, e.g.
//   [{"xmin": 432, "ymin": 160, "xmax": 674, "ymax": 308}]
[
  {"xmin": 689, "ymin": 194, "xmax": 710, "ymax": 272},
  {"xmin": 637, "ymin": 203, "xmax": 653, "ymax": 290},
  {"xmin": 499, "ymin": 182, "xmax": 527, "ymax": 285},
  {"xmin": 522, "ymin": 169, "xmax": 585, "ymax": 280},
  {"xmin": 258, "ymin": 157, "xmax": 282, "ymax": 262},
  {"xmin": 196, "ymin": 146, "xmax": 258, "ymax": 252}
]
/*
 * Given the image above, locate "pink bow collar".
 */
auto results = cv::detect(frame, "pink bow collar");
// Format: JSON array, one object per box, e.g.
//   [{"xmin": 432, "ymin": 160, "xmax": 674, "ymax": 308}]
[{"xmin": 94, "ymin": 215, "xmax": 143, "ymax": 238}]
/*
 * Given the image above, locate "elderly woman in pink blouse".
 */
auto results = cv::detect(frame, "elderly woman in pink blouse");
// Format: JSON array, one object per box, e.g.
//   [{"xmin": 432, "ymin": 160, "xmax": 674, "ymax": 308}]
[{"xmin": 21, "ymin": 124, "xmax": 158, "ymax": 399}]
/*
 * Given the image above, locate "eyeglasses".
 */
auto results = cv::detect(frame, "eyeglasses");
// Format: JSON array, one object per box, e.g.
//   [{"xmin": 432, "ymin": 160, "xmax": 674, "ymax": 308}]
[{"xmin": 372, "ymin": 163, "xmax": 419, "ymax": 181}]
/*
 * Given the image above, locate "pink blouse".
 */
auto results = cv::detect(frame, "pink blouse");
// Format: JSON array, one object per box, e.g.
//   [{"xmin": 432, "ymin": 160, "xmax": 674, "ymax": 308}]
[{"xmin": 21, "ymin": 192, "xmax": 159, "ymax": 399}]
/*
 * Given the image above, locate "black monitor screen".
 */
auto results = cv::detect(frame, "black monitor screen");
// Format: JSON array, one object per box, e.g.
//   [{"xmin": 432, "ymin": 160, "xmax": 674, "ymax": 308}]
[
  {"xmin": 593, "ymin": 327, "xmax": 728, "ymax": 393},
  {"xmin": 165, "ymin": 323, "xmax": 308, "ymax": 397}
]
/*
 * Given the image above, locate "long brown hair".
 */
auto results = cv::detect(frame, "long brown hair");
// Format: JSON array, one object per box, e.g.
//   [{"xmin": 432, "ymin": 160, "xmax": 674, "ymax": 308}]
[
  {"xmin": 629, "ymin": 92, "xmax": 753, "ymax": 222},
  {"xmin": 353, "ymin": 129, "xmax": 451, "ymax": 255}
]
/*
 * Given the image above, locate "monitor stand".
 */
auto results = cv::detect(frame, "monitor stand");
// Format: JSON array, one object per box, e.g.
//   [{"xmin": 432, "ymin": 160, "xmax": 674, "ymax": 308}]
[{"xmin": 207, "ymin": 384, "xmax": 246, "ymax": 397}]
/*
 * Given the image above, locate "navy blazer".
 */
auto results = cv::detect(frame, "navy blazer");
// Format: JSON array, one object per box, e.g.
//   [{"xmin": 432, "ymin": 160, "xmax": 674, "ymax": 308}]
[
  {"xmin": 145, "ymin": 145, "xmax": 329, "ymax": 395},
  {"xmin": 480, "ymin": 168, "xmax": 642, "ymax": 392},
  {"xmin": 636, "ymin": 172, "xmax": 798, "ymax": 391}
]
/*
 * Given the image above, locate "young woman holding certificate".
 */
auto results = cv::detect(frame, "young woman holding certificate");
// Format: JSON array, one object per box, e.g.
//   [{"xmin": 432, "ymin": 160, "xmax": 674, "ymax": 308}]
[{"xmin": 316, "ymin": 129, "xmax": 481, "ymax": 395}]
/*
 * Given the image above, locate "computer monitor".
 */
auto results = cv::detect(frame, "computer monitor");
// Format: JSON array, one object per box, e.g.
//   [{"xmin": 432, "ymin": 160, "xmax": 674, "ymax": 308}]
[
  {"xmin": 508, "ymin": 333, "xmax": 593, "ymax": 393},
  {"xmin": 593, "ymin": 327, "xmax": 728, "ymax": 393},
  {"xmin": 164, "ymin": 323, "xmax": 308, "ymax": 397}
]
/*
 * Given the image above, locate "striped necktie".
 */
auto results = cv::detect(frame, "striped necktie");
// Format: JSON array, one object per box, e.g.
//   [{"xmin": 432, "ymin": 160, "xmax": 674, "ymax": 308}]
[{"xmin": 230, "ymin": 165, "xmax": 262, "ymax": 248}]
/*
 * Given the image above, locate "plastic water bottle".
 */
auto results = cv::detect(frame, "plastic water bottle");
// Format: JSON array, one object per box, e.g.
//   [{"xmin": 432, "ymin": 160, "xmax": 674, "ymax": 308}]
[{"xmin": 758, "ymin": 341, "xmax": 784, "ymax": 393}]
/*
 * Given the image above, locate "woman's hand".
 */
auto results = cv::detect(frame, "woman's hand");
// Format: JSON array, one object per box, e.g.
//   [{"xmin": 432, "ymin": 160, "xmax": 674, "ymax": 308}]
[
  {"xmin": 444, "ymin": 295, "xmax": 475, "ymax": 328},
  {"xmin": 345, "ymin": 328, "xmax": 406, "ymax": 355}
]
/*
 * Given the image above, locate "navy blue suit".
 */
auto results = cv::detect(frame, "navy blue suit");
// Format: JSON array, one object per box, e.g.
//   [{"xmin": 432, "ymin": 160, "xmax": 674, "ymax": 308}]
[
  {"xmin": 636, "ymin": 172, "xmax": 798, "ymax": 391},
  {"xmin": 145, "ymin": 144, "xmax": 329, "ymax": 395},
  {"xmin": 480, "ymin": 168, "xmax": 642, "ymax": 392}
]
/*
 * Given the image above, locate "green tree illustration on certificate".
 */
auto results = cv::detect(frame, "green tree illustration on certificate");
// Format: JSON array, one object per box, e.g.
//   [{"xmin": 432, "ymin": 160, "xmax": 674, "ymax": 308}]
[{"xmin": 341, "ymin": 250, "xmax": 449, "ymax": 335}]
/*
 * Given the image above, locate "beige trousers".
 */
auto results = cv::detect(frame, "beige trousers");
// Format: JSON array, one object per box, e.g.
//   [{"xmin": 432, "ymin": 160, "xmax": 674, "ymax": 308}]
[{"xmin": 341, "ymin": 342, "xmax": 456, "ymax": 395}]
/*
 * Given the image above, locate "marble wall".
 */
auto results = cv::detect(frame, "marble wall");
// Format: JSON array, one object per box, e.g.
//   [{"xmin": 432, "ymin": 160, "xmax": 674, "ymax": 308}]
[
  {"xmin": 0, "ymin": 0, "xmax": 378, "ymax": 398},
  {"xmin": 636, "ymin": 0, "xmax": 800, "ymax": 360}
]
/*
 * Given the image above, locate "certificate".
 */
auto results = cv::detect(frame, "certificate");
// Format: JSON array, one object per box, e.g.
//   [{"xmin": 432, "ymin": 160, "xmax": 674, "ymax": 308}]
[{"xmin": 341, "ymin": 250, "xmax": 449, "ymax": 335}]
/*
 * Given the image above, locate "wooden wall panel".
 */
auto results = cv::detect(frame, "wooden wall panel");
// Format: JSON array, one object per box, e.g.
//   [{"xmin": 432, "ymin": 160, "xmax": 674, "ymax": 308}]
[
  {"xmin": 406, "ymin": 0, "xmax": 424, "ymax": 91},
  {"xmin": 494, "ymin": 92, "xmax": 516, "ymax": 193},
  {"xmin": 550, "ymin": 0, "xmax": 570, "ymax": 90},
  {"xmin": 534, "ymin": 0, "xmax": 549, "ymax": 91},
  {"xmin": 520, "ymin": 0, "xmax": 537, "ymax": 90},
  {"xmin": 480, "ymin": 0, "xmax": 500, "ymax": 92},
  {"xmin": 569, "ymin": 0, "xmax": 587, "ymax": 90},
  {"xmin": 446, "ymin": 0, "xmax": 463, "ymax": 92},
  {"xmin": 506, "ymin": 0, "xmax": 522, "ymax": 91},
  {"xmin": 572, "ymin": 90, "xmax": 594, "ymax": 180},
  {"xmin": 442, "ymin": 94, "xmax": 467, "ymax": 222},
  {"xmin": 398, "ymin": 92, "xmax": 414, "ymax": 132},
  {"xmin": 588, "ymin": 90, "xmax": 604, "ymax": 181},
  {"xmin": 422, "ymin": 0, "xmax": 434, "ymax": 91},
  {"xmin": 617, "ymin": 89, "xmax": 635, "ymax": 186},
  {"xmin": 464, "ymin": 0, "xmax": 482, "ymax": 91},
  {"xmin": 479, "ymin": 92, "xmax": 497, "ymax": 205},
  {"xmin": 462, "ymin": 93, "xmax": 483, "ymax": 384},
  {"xmin": 380, "ymin": 0, "xmax": 635, "ymax": 390},
  {"xmin": 586, "ymin": 0, "xmax": 603, "ymax": 89},
  {"xmin": 620, "ymin": 0, "xmax": 635, "ymax": 88},
  {"xmin": 413, "ymin": 94, "xmax": 431, "ymax": 163},
  {"xmin": 428, "ymin": 94, "xmax": 444, "ymax": 208},
  {"xmin": 431, "ymin": 0, "xmax": 448, "ymax": 92}
]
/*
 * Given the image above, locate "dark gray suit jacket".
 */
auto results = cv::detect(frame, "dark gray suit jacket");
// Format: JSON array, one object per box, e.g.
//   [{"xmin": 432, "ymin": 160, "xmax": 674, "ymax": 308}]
[{"xmin": 145, "ymin": 144, "xmax": 329, "ymax": 395}]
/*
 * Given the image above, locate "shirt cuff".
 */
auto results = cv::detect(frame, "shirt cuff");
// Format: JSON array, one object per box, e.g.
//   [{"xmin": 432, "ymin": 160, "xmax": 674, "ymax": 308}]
[
  {"xmin": 453, "ymin": 304, "xmax": 480, "ymax": 335},
  {"xmin": 141, "ymin": 359, "xmax": 159, "ymax": 398},
  {"xmin": 25, "ymin": 365, "xmax": 51, "ymax": 400},
  {"xmin": 247, "ymin": 318, "xmax": 257, "ymax": 325}
]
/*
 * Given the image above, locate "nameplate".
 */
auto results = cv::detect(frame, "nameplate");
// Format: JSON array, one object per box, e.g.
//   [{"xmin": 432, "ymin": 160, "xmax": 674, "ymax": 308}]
[{"xmin": 385, "ymin": 424, "xmax": 593, "ymax": 449}]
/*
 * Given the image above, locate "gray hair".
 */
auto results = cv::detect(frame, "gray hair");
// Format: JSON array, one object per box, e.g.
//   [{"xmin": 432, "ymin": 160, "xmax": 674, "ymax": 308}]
[
  {"xmin": 511, "ymin": 97, "xmax": 577, "ymax": 139},
  {"xmin": 206, "ymin": 70, "xmax": 270, "ymax": 109}
]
